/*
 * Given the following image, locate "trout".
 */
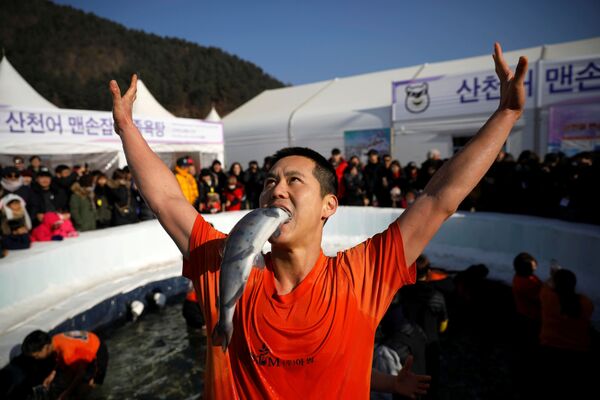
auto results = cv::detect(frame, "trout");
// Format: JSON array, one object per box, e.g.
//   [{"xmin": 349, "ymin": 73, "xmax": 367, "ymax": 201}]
[{"xmin": 212, "ymin": 207, "xmax": 291, "ymax": 351}]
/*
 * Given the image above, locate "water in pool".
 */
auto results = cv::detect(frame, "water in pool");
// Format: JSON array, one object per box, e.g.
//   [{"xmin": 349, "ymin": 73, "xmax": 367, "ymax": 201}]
[{"xmin": 89, "ymin": 302, "xmax": 206, "ymax": 400}]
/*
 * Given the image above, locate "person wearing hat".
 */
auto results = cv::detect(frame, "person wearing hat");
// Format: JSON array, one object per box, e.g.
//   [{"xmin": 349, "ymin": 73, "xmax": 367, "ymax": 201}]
[
  {"xmin": 28, "ymin": 167, "xmax": 69, "ymax": 225},
  {"xmin": 175, "ymin": 156, "xmax": 199, "ymax": 206}
]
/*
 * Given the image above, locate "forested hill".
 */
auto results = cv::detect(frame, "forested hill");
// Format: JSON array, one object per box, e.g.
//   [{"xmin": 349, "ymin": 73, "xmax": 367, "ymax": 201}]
[{"xmin": 0, "ymin": 0, "xmax": 285, "ymax": 118}]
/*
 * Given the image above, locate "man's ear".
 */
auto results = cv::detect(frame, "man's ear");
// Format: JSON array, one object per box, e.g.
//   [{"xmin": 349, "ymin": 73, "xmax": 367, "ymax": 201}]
[{"xmin": 322, "ymin": 194, "xmax": 338, "ymax": 221}]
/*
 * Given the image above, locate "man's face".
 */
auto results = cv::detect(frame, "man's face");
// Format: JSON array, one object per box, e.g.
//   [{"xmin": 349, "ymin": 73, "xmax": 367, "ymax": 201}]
[
  {"xmin": 31, "ymin": 158, "xmax": 41, "ymax": 168},
  {"xmin": 212, "ymin": 163, "xmax": 222, "ymax": 173},
  {"xmin": 37, "ymin": 176, "xmax": 51, "ymax": 189},
  {"xmin": 259, "ymin": 156, "xmax": 336, "ymax": 247},
  {"xmin": 369, "ymin": 154, "xmax": 379, "ymax": 163},
  {"xmin": 383, "ymin": 157, "xmax": 392, "ymax": 168},
  {"xmin": 59, "ymin": 169, "xmax": 71, "ymax": 178},
  {"xmin": 14, "ymin": 158, "xmax": 25, "ymax": 170}
]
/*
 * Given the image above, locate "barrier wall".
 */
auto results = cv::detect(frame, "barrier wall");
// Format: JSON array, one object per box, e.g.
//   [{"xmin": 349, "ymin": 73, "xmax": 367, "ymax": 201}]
[{"xmin": 1, "ymin": 208, "xmax": 599, "ymax": 365}]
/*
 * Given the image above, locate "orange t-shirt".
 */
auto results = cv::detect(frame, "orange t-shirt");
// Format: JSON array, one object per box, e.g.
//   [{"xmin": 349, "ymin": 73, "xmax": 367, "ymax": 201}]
[
  {"xmin": 539, "ymin": 285, "xmax": 594, "ymax": 352},
  {"xmin": 52, "ymin": 331, "xmax": 101, "ymax": 367},
  {"xmin": 183, "ymin": 214, "xmax": 415, "ymax": 399},
  {"xmin": 512, "ymin": 274, "xmax": 542, "ymax": 320}
]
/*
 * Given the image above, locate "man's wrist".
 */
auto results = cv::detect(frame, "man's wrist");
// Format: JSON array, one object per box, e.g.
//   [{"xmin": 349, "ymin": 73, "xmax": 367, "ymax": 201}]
[{"xmin": 494, "ymin": 108, "xmax": 522, "ymax": 122}]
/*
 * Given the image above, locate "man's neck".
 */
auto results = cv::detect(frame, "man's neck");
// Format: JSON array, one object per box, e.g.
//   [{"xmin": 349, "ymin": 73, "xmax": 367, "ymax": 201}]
[{"xmin": 270, "ymin": 240, "xmax": 322, "ymax": 295}]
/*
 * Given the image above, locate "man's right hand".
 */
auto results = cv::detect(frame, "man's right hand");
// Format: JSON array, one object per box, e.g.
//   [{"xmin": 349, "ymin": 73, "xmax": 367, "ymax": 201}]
[{"xmin": 110, "ymin": 74, "xmax": 138, "ymax": 136}]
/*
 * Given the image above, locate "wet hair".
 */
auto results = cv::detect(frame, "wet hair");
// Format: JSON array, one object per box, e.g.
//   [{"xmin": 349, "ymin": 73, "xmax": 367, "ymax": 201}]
[
  {"xmin": 271, "ymin": 147, "xmax": 337, "ymax": 197},
  {"xmin": 553, "ymin": 269, "xmax": 581, "ymax": 318},
  {"xmin": 416, "ymin": 254, "xmax": 430, "ymax": 280},
  {"xmin": 22, "ymin": 330, "xmax": 51, "ymax": 356},
  {"xmin": 513, "ymin": 252, "xmax": 537, "ymax": 277}
]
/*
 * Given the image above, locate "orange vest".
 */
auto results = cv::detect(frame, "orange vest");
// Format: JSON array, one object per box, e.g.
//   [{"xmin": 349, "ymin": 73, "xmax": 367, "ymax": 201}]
[
  {"xmin": 52, "ymin": 331, "xmax": 100, "ymax": 366},
  {"xmin": 184, "ymin": 214, "xmax": 415, "ymax": 399}
]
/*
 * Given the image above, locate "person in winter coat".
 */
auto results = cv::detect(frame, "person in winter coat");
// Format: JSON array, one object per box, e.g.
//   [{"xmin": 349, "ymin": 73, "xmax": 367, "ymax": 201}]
[
  {"xmin": 30, "ymin": 212, "xmax": 78, "ymax": 242},
  {"xmin": 109, "ymin": 169, "xmax": 138, "ymax": 226},
  {"xmin": 0, "ymin": 193, "xmax": 32, "ymax": 250},
  {"xmin": 174, "ymin": 156, "xmax": 199, "ymax": 205},
  {"xmin": 69, "ymin": 175, "xmax": 97, "ymax": 232},
  {"xmin": 222, "ymin": 175, "xmax": 245, "ymax": 211},
  {"xmin": 28, "ymin": 167, "xmax": 69, "ymax": 226},
  {"xmin": 1, "ymin": 167, "xmax": 33, "ymax": 206},
  {"xmin": 92, "ymin": 172, "xmax": 112, "ymax": 228}
]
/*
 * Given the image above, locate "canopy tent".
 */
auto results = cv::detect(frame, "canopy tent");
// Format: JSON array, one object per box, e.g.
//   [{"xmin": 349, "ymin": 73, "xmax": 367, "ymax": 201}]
[
  {"xmin": 224, "ymin": 37, "xmax": 600, "ymax": 166},
  {"xmin": 0, "ymin": 57, "xmax": 57, "ymax": 109},
  {"xmin": 0, "ymin": 57, "xmax": 224, "ymax": 170}
]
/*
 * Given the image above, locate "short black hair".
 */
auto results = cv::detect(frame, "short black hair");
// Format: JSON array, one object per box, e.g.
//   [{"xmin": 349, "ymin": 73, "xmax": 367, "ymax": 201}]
[
  {"xmin": 513, "ymin": 252, "xmax": 537, "ymax": 277},
  {"xmin": 331, "ymin": 148, "xmax": 341, "ymax": 156},
  {"xmin": 29, "ymin": 155, "xmax": 41, "ymax": 162},
  {"xmin": 55, "ymin": 165, "xmax": 70, "ymax": 175},
  {"xmin": 22, "ymin": 330, "xmax": 51, "ymax": 355},
  {"xmin": 271, "ymin": 147, "xmax": 337, "ymax": 197}
]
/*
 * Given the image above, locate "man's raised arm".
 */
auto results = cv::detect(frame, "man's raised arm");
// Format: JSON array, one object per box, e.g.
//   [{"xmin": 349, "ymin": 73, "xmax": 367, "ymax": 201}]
[
  {"xmin": 110, "ymin": 74, "xmax": 197, "ymax": 257},
  {"xmin": 398, "ymin": 43, "xmax": 529, "ymax": 266}
]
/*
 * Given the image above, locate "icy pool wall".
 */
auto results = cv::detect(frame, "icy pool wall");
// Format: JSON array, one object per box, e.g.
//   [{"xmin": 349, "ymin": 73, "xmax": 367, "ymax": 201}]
[{"xmin": 1, "ymin": 207, "xmax": 599, "ymax": 365}]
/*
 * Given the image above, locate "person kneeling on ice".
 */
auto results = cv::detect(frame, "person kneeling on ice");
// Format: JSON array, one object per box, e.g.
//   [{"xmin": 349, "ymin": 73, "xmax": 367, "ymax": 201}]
[
  {"xmin": 109, "ymin": 42, "xmax": 528, "ymax": 398},
  {"xmin": 21, "ymin": 330, "xmax": 108, "ymax": 399}
]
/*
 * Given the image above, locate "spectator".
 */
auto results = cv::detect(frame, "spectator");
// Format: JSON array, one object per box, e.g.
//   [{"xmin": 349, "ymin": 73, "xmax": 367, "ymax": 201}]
[
  {"xmin": 228, "ymin": 162, "xmax": 244, "ymax": 182},
  {"xmin": 329, "ymin": 148, "xmax": 348, "ymax": 198},
  {"xmin": 512, "ymin": 253, "xmax": 542, "ymax": 328},
  {"xmin": 20, "ymin": 171, "xmax": 33, "ymax": 187},
  {"xmin": 363, "ymin": 149, "xmax": 383, "ymax": 206},
  {"xmin": 54, "ymin": 165, "xmax": 78, "ymax": 201},
  {"xmin": 30, "ymin": 212, "xmax": 78, "ymax": 242},
  {"xmin": 93, "ymin": 172, "xmax": 112, "ymax": 229},
  {"xmin": 13, "ymin": 156, "xmax": 25, "ymax": 172},
  {"xmin": 0, "ymin": 194, "xmax": 32, "ymax": 250},
  {"xmin": 132, "ymin": 180, "xmax": 155, "ymax": 221},
  {"xmin": 242, "ymin": 161, "xmax": 264, "ymax": 209},
  {"xmin": 210, "ymin": 160, "xmax": 228, "ymax": 194},
  {"xmin": 27, "ymin": 155, "xmax": 43, "ymax": 178},
  {"xmin": 222, "ymin": 175, "xmax": 245, "ymax": 211},
  {"xmin": 109, "ymin": 169, "xmax": 138, "ymax": 226},
  {"xmin": 69, "ymin": 174, "xmax": 97, "ymax": 232},
  {"xmin": 174, "ymin": 156, "xmax": 199, "ymax": 206},
  {"xmin": 387, "ymin": 161, "xmax": 403, "ymax": 208},
  {"xmin": 341, "ymin": 164, "xmax": 367, "ymax": 206},
  {"xmin": 197, "ymin": 168, "xmax": 218, "ymax": 213},
  {"xmin": 28, "ymin": 167, "xmax": 68, "ymax": 225},
  {"xmin": 1, "ymin": 167, "xmax": 33, "ymax": 205}
]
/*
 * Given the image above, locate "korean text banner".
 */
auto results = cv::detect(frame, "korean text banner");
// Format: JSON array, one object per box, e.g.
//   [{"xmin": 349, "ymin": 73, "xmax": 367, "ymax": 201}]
[
  {"xmin": 0, "ymin": 107, "xmax": 223, "ymax": 145},
  {"xmin": 539, "ymin": 56, "xmax": 600, "ymax": 107},
  {"xmin": 392, "ymin": 67, "xmax": 535, "ymax": 122}
]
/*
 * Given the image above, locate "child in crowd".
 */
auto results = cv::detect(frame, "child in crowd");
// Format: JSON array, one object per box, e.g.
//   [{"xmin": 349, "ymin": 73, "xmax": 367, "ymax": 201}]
[
  {"xmin": 30, "ymin": 212, "xmax": 78, "ymax": 242},
  {"xmin": 0, "ymin": 194, "xmax": 32, "ymax": 250},
  {"xmin": 223, "ymin": 175, "xmax": 245, "ymax": 211}
]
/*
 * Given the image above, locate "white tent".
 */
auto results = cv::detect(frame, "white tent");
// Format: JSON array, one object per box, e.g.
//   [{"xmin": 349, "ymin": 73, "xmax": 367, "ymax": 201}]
[
  {"xmin": 0, "ymin": 56, "xmax": 224, "ymax": 170},
  {"xmin": 205, "ymin": 105, "xmax": 221, "ymax": 122},
  {"xmin": 224, "ymin": 37, "xmax": 600, "ymax": 166},
  {"xmin": 0, "ymin": 57, "xmax": 57, "ymax": 109},
  {"xmin": 133, "ymin": 79, "xmax": 175, "ymax": 118}
]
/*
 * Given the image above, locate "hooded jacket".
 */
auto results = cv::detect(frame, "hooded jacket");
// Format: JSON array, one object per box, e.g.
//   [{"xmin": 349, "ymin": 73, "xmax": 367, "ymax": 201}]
[{"xmin": 175, "ymin": 166, "xmax": 199, "ymax": 205}]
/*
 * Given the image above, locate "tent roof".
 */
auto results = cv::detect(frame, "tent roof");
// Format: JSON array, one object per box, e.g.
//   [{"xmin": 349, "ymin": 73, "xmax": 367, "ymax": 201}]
[
  {"xmin": 205, "ymin": 105, "xmax": 221, "ymax": 122},
  {"xmin": 0, "ymin": 56, "xmax": 57, "ymax": 109},
  {"xmin": 132, "ymin": 79, "xmax": 174, "ymax": 118}
]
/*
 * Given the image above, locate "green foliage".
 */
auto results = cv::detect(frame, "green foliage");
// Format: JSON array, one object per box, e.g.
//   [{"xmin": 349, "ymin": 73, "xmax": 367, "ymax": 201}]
[{"xmin": 0, "ymin": 0, "xmax": 284, "ymax": 117}]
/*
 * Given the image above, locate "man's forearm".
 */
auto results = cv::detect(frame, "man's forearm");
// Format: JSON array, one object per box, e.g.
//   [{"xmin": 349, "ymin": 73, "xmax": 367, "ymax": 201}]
[
  {"xmin": 422, "ymin": 109, "xmax": 520, "ymax": 215},
  {"xmin": 119, "ymin": 123, "xmax": 183, "ymax": 213}
]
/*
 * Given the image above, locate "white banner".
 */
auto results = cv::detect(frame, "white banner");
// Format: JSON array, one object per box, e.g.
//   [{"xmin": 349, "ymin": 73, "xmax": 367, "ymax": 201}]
[
  {"xmin": 539, "ymin": 56, "xmax": 600, "ymax": 107},
  {"xmin": 0, "ymin": 107, "xmax": 223, "ymax": 145},
  {"xmin": 392, "ymin": 66, "xmax": 535, "ymax": 122}
]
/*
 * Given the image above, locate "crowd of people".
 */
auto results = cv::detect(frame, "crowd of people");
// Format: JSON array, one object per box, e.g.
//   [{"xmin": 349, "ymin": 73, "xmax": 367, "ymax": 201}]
[
  {"xmin": 1, "ymin": 147, "xmax": 597, "ymax": 257},
  {"xmin": 371, "ymin": 252, "xmax": 596, "ymax": 399}
]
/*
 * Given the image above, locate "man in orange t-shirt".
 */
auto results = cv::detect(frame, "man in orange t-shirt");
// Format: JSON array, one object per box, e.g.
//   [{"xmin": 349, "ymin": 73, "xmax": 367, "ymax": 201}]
[
  {"xmin": 109, "ymin": 42, "xmax": 528, "ymax": 398},
  {"xmin": 22, "ymin": 330, "xmax": 108, "ymax": 398}
]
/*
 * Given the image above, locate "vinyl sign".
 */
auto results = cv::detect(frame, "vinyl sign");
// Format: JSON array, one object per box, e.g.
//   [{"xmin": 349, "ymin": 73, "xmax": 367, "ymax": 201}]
[
  {"xmin": 0, "ymin": 107, "xmax": 223, "ymax": 144},
  {"xmin": 392, "ymin": 68, "xmax": 535, "ymax": 122},
  {"xmin": 539, "ymin": 56, "xmax": 600, "ymax": 107}
]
